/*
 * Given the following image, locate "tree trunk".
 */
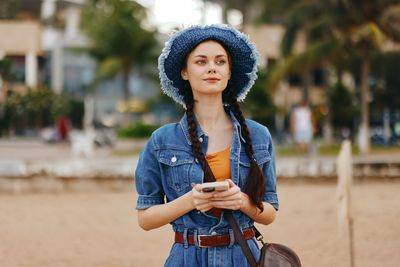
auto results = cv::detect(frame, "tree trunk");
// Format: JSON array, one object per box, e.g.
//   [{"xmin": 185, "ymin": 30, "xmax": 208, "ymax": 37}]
[
  {"xmin": 302, "ymin": 71, "xmax": 312, "ymax": 103},
  {"xmin": 121, "ymin": 59, "xmax": 132, "ymax": 126},
  {"xmin": 238, "ymin": 0, "xmax": 247, "ymax": 28},
  {"xmin": 122, "ymin": 61, "xmax": 131, "ymax": 101},
  {"xmin": 221, "ymin": 2, "xmax": 228, "ymax": 24},
  {"xmin": 84, "ymin": 94, "xmax": 95, "ymax": 132},
  {"xmin": 322, "ymin": 66, "xmax": 333, "ymax": 144},
  {"xmin": 358, "ymin": 57, "xmax": 370, "ymax": 154}
]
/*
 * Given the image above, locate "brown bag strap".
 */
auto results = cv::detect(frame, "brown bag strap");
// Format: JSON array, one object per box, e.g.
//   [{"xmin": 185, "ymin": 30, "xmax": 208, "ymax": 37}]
[
  {"xmin": 198, "ymin": 151, "xmax": 259, "ymax": 266},
  {"xmin": 253, "ymin": 226, "xmax": 265, "ymax": 245},
  {"xmin": 225, "ymin": 211, "xmax": 258, "ymax": 267}
]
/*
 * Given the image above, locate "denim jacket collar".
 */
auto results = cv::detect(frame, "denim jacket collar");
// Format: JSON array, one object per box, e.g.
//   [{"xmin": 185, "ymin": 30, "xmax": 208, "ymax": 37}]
[{"xmin": 179, "ymin": 110, "xmax": 245, "ymax": 145}]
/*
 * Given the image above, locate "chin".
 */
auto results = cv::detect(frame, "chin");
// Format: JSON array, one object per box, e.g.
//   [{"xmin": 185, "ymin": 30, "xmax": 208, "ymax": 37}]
[
  {"xmin": 193, "ymin": 86, "xmax": 223, "ymax": 93},
  {"xmin": 203, "ymin": 88, "xmax": 225, "ymax": 94}
]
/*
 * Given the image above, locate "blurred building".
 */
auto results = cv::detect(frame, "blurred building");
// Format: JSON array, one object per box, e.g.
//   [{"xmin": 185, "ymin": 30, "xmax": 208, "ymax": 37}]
[
  {"xmin": 0, "ymin": 0, "xmax": 158, "ymax": 127},
  {"xmin": 0, "ymin": 0, "xmax": 95, "ymax": 98},
  {"xmin": 244, "ymin": 24, "xmax": 326, "ymax": 110},
  {"xmin": 0, "ymin": 20, "xmax": 42, "ymax": 101}
]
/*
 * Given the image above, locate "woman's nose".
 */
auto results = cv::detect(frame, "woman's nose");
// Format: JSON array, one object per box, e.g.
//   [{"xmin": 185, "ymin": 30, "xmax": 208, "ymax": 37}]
[{"xmin": 207, "ymin": 68, "xmax": 216, "ymax": 74}]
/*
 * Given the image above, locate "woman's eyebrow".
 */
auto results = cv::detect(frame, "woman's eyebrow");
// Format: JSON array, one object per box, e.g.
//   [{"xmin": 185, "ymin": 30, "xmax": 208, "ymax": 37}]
[{"xmin": 193, "ymin": 54, "xmax": 227, "ymax": 58}]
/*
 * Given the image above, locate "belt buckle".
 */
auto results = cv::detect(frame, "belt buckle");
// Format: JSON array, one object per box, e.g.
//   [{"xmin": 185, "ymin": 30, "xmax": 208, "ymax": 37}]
[
  {"xmin": 197, "ymin": 231, "xmax": 219, "ymax": 248},
  {"xmin": 197, "ymin": 234, "xmax": 209, "ymax": 248}
]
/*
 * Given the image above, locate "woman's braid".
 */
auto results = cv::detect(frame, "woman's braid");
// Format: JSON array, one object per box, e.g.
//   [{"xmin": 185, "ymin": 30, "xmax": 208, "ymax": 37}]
[
  {"xmin": 184, "ymin": 86, "xmax": 214, "ymax": 182},
  {"xmin": 225, "ymin": 87, "xmax": 266, "ymax": 212}
]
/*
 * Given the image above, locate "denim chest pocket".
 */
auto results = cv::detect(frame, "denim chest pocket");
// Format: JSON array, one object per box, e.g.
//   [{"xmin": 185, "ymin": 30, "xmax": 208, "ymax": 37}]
[
  {"xmin": 239, "ymin": 148, "xmax": 271, "ymax": 184},
  {"xmin": 158, "ymin": 150, "xmax": 193, "ymax": 192}
]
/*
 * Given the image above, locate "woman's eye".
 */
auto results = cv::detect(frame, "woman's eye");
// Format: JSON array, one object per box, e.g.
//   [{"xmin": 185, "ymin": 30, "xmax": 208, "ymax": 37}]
[
  {"xmin": 196, "ymin": 60, "xmax": 206, "ymax": 65},
  {"xmin": 216, "ymin": 60, "xmax": 226, "ymax": 65}
]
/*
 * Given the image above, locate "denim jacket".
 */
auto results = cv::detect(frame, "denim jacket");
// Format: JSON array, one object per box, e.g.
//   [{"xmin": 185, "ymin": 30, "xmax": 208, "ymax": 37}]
[{"xmin": 135, "ymin": 111, "xmax": 278, "ymax": 266}]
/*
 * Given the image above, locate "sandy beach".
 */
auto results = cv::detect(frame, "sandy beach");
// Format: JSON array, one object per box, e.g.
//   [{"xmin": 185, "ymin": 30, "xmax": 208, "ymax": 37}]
[{"xmin": 1, "ymin": 180, "xmax": 399, "ymax": 267}]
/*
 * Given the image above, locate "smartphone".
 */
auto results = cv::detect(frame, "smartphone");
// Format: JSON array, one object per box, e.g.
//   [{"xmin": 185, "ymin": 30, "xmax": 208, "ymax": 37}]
[{"xmin": 200, "ymin": 181, "xmax": 229, "ymax": 193}]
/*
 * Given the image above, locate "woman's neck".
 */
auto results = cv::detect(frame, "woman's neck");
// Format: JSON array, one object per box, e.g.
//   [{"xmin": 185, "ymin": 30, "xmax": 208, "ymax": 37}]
[{"xmin": 193, "ymin": 97, "xmax": 230, "ymax": 134}]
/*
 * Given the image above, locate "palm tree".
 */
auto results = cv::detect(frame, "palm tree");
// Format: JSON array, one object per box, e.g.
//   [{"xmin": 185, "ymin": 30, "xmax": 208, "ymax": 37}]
[
  {"xmin": 0, "ymin": 0, "xmax": 19, "ymax": 19},
  {"xmin": 81, "ymin": 0, "xmax": 158, "ymax": 101},
  {"xmin": 261, "ymin": 0, "xmax": 400, "ymax": 154}
]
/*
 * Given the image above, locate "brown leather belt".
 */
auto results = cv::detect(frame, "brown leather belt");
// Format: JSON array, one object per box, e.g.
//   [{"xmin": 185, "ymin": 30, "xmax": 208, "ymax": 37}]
[{"xmin": 175, "ymin": 228, "xmax": 254, "ymax": 248}]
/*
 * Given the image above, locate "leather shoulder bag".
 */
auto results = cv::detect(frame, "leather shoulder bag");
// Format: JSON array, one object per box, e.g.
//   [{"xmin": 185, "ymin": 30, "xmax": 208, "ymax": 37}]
[{"xmin": 225, "ymin": 211, "xmax": 302, "ymax": 267}]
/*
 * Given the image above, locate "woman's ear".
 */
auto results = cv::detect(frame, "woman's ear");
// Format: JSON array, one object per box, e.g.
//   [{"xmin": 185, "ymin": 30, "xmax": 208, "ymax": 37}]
[{"xmin": 181, "ymin": 69, "xmax": 188, "ymax": 80}]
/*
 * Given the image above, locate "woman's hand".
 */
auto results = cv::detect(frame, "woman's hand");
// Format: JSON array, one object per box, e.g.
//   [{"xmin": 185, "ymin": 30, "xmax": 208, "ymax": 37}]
[
  {"xmin": 210, "ymin": 179, "xmax": 243, "ymax": 210},
  {"xmin": 190, "ymin": 184, "xmax": 215, "ymax": 212}
]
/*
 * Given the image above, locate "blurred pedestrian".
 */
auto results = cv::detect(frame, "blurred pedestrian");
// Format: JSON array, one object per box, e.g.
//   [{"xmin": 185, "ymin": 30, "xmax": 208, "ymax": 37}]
[
  {"xmin": 135, "ymin": 25, "xmax": 278, "ymax": 266},
  {"xmin": 57, "ymin": 115, "xmax": 70, "ymax": 142},
  {"xmin": 290, "ymin": 100, "xmax": 314, "ymax": 154}
]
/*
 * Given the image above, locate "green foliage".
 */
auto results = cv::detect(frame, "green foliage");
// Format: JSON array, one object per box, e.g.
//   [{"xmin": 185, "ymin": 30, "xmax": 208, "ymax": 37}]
[
  {"xmin": 260, "ymin": 0, "xmax": 400, "ymax": 152},
  {"xmin": 268, "ymin": 40, "xmax": 338, "ymax": 89},
  {"xmin": 277, "ymin": 142, "xmax": 400, "ymax": 156},
  {"xmin": 0, "ymin": 58, "xmax": 12, "ymax": 80},
  {"xmin": 67, "ymin": 98, "xmax": 84, "ymax": 129},
  {"xmin": 81, "ymin": 0, "xmax": 159, "ymax": 98},
  {"xmin": 263, "ymin": 0, "xmax": 400, "ymax": 88},
  {"xmin": 117, "ymin": 122, "xmax": 158, "ymax": 138},
  {"xmin": 381, "ymin": 5, "xmax": 400, "ymax": 41},
  {"xmin": 329, "ymin": 82, "xmax": 358, "ymax": 130},
  {"xmin": 0, "ymin": 0, "xmax": 20, "ymax": 19},
  {"xmin": 82, "ymin": 0, "xmax": 152, "ymax": 60},
  {"xmin": 0, "ymin": 88, "xmax": 84, "ymax": 136},
  {"xmin": 371, "ymin": 51, "xmax": 400, "ymax": 110},
  {"xmin": 243, "ymin": 69, "xmax": 276, "ymax": 128}
]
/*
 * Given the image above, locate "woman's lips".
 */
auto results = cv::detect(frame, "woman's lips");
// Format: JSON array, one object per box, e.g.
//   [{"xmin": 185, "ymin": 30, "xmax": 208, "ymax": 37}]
[{"xmin": 204, "ymin": 78, "xmax": 220, "ymax": 83}]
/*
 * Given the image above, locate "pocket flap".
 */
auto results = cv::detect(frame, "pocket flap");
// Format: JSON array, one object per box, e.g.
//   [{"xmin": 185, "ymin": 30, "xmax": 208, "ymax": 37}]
[
  {"xmin": 158, "ymin": 150, "xmax": 193, "ymax": 166},
  {"xmin": 239, "ymin": 148, "xmax": 271, "ymax": 167}
]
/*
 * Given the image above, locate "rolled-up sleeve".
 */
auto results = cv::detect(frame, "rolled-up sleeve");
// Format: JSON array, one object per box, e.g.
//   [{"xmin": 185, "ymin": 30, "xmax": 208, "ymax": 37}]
[
  {"xmin": 135, "ymin": 134, "xmax": 165, "ymax": 210},
  {"xmin": 262, "ymin": 128, "xmax": 279, "ymax": 210}
]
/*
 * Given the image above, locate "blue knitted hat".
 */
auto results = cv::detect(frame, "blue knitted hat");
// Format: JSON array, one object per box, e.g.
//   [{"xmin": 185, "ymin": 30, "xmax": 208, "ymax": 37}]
[{"xmin": 158, "ymin": 24, "xmax": 260, "ymax": 107}]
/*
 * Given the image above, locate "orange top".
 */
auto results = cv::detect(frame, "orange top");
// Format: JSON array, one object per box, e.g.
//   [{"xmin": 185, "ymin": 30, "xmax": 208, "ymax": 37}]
[
  {"xmin": 205, "ymin": 146, "xmax": 231, "ymax": 217},
  {"xmin": 205, "ymin": 146, "xmax": 231, "ymax": 182}
]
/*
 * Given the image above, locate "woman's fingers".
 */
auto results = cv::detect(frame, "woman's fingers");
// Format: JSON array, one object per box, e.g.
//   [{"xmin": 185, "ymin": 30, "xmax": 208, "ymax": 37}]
[
  {"xmin": 196, "ymin": 203, "xmax": 214, "ymax": 213},
  {"xmin": 192, "ymin": 180, "xmax": 243, "ymax": 210},
  {"xmin": 216, "ymin": 188, "xmax": 240, "ymax": 198},
  {"xmin": 211, "ymin": 199, "xmax": 243, "ymax": 210},
  {"xmin": 192, "ymin": 184, "xmax": 215, "ymax": 198},
  {"xmin": 193, "ymin": 196, "xmax": 213, "ymax": 212},
  {"xmin": 193, "ymin": 200, "xmax": 212, "ymax": 211},
  {"xmin": 226, "ymin": 179, "xmax": 236, "ymax": 188},
  {"xmin": 212, "ymin": 195, "xmax": 241, "ymax": 202},
  {"xmin": 191, "ymin": 184, "xmax": 217, "ymax": 211},
  {"xmin": 213, "ymin": 183, "xmax": 240, "ymax": 198},
  {"xmin": 210, "ymin": 180, "xmax": 243, "ymax": 210}
]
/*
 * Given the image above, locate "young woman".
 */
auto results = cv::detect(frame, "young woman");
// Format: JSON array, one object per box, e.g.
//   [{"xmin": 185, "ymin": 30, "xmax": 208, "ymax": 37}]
[{"xmin": 135, "ymin": 24, "xmax": 279, "ymax": 266}]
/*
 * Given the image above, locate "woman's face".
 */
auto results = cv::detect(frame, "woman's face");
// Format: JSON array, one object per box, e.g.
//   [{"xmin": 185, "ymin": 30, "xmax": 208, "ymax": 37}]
[{"xmin": 181, "ymin": 40, "xmax": 231, "ymax": 99}]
